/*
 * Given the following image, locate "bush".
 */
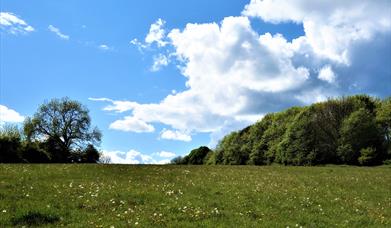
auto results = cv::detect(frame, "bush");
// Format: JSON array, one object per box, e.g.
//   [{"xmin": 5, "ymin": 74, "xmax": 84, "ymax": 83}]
[{"xmin": 358, "ymin": 147, "xmax": 377, "ymax": 166}]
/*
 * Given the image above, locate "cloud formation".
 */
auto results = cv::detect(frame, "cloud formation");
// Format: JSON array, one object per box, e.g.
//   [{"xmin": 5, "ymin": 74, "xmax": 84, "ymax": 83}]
[
  {"xmin": 48, "ymin": 25, "xmax": 69, "ymax": 40},
  {"xmin": 0, "ymin": 12, "xmax": 34, "ymax": 34},
  {"xmin": 151, "ymin": 54, "xmax": 169, "ymax": 72},
  {"xmin": 101, "ymin": 149, "xmax": 173, "ymax": 164},
  {"xmin": 95, "ymin": 0, "xmax": 391, "ymax": 146},
  {"xmin": 318, "ymin": 65, "xmax": 336, "ymax": 84},
  {"xmin": 160, "ymin": 129, "xmax": 191, "ymax": 142},
  {"xmin": 0, "ymin": 105, "xmax": 24, "ymax": 124},
  {"xmin": 109, "ymin": 116, "xmax": 155, "ymax": 133},
  {"xmin": 145, "ymin": 18, "xmax": 168, "ymax": 47}
]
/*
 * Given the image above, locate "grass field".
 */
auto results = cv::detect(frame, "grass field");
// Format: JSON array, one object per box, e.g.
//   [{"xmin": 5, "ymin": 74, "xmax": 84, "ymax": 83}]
[{"xmin": 0, "ymin": 165, "xmax": 390, "ymax": 227}]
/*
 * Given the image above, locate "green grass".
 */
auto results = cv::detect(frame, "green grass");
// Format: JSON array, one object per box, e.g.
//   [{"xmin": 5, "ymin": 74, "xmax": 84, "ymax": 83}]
[{"xmin": 0, "ymin": 165, "xmax": 390, "ymax": 227}]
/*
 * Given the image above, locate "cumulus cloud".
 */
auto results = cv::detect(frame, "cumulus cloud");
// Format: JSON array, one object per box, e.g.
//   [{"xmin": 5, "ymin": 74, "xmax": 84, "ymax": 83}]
[
  {"xmin": 243, "ymin": 0, "xmax": 391, "ymax": 64},
  {"xmin": 145, "ymin": 18, "xmax": 168, "ymax": 47},
  {"xmin": 109, "ymin": 116, "xmax": 155, "ymax": 133},
  {"xmin": 0, "ymin": 12, "xmax": 34, "ymax": 34},
  {"xmin": 0, "ymin": 105, "xmax": 24, "ymax": 124},
  {"xmin": 131, "ymin": 18, "xmax": 168, "ymax": 51},
  {"xmin": 160, "ymin": 129, "xmax": 191, "ymax": 142},
  {"xmin": 101, "ymin": 149, "xmax": 172, "ymax": 164},
  {"xmin": 48, "ymin": 25, "xmax": 69, "ymax": 40},
  {"xmin": 94, "ymin": 1, "xmax": 391, "ymax": 146},
  {"xmin": 318, "ymin": 65, "xmax": 336, "ymax": 83}
]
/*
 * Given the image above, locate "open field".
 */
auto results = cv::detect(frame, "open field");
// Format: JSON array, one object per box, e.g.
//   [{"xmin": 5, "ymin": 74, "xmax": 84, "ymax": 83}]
[{"xmin": 0, "ymin": 165, "xmax": 390, "ymax": 227}]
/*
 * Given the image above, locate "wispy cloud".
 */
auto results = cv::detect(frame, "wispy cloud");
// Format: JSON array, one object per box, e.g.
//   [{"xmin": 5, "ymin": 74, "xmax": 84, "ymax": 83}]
[
  {"xmin": 98, "ymin": 44, "xmax": 113, "ymax": 51},
  {"xmin": 48, "ymin": 25, "xmax": 69, "ymax": 40},
  {"xmin": 151, "ymin": 54, "xmax": 169, "ymax": 72},
  {"xmin": 0, "ymin": 12, "xmax": 34, "ymax": 34}
]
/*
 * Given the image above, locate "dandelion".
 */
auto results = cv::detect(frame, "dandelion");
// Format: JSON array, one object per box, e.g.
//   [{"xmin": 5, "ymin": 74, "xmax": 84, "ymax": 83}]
[
  {"xmin": 2, "ymin": 209, "xmax": 6, "ymax": 213},
  {"xmin": 135, "ymin": 222, "xmax": 139, "ymax": 225}
]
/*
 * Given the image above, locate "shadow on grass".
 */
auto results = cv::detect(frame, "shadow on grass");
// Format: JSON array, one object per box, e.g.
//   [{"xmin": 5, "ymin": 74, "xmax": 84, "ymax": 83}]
[{"xmin": 11, "ymin": 211, "xmax": 60, "ymax": 226}]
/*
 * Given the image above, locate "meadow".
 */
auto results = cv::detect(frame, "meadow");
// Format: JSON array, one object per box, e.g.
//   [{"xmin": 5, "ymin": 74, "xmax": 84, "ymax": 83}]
[{"xmin": 0, "ymin": 165, "xmax": 390, "ymax": 227}]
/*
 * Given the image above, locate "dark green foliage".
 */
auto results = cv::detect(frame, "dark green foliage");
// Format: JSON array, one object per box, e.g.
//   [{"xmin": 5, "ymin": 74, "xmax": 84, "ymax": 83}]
[
  {"xmin": 0, "ymin": 124, "xmax": 22, "ymax": 163},
  {"xmin": 21, "ymin": 142, "xmax": 50, "ymax": 163},
  {"xmin": 358, "ymin": 147, "xmax": 377, "ymax": 166},
  {"xmin": 172, "ymin": 146, "xmax": 213, "ymax": 165},
  {"xmin": 215, "ymin": 132, "xmax": 248, "ymax": 165},
  {"xmin": 376, "ymin": 98, "xmax": 391, "ymax": 157},
  {"xmin": 82, "ymin": 144, "xmax": 101, "ymax": 163},
  {"xmin": 187, "ymin": 146, "xmax": 212, "ymax": 165},
  {"xmin": 170, "ymin": 156, "xmax": 185, "ymax": 165},
  {"xmin": 338, "ymin": 108, "xmax": 383, "ymax": 164},
  {"xmin": 195, "ymin": 95, "xmax": 391, "ymax": 166}
]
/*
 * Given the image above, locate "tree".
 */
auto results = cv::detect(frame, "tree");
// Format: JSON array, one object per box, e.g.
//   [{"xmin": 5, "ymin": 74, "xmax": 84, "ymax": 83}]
[
  {"xmin": 24, "ymin": 97, "xmax": 101, "ymax": 162},
  {"xmin": 376, "ymin": 98, "xmax": 391, "ymax": 158},
  {"xmin": 82, "ymin": 144, "xmax": 100, "ymax": 163},
  {"xmin": 170, "ymin": 156, "xmax": 184, "ymax": 165},
  {"xmin": 187, "ymin": 146, "xmax": 212, "ymax": 165},
  {"xmin": 337, "ymin": 108, "xmax": 382, "ymax": 164},
  {"xmin": 0, "ymin": 124, "xmax": 22, "ymax": 163}
]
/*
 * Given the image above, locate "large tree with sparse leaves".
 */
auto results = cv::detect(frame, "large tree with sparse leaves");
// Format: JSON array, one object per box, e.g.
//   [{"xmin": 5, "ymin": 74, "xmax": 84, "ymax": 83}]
[{"xmin": 24, "ymin": 97, "xmax": 101, "ymax": 162}]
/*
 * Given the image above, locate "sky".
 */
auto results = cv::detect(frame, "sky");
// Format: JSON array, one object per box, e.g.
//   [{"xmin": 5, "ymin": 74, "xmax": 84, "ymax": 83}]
[{"xmin": 1, "ymin": 0, "xmax": 390, "ymax": 164}]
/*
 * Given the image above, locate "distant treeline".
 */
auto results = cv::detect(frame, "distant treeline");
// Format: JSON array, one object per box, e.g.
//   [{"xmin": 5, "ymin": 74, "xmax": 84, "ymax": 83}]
[
  {"xmin": 0, "ymin": 98, "xmax": 104, "ymax": 163},
  {"xmin": 173, "ymin": 95, "xmax": 391, "ymax": 166}
]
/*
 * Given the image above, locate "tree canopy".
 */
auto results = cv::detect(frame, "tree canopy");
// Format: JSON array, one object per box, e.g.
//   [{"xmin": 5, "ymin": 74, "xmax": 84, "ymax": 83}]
[{"xmin": 176, "ymin": 95, "xmax": 391, "ymax": 166}]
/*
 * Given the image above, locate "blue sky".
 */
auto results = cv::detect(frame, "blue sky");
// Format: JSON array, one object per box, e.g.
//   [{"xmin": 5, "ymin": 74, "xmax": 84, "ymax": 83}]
[{"xmin": 1, "ymin": 0, "xmax": 390, "ymax": 163}]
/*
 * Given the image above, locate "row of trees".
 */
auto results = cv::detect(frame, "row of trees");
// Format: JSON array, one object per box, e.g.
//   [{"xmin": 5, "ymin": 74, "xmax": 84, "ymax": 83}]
[
  {"xmin": 173, "ymin": 95, "xmax": 391, "ymax": 166},
  {"xmin": 0, "ymin": 98, "xmax": 103, "ymax": 163}
]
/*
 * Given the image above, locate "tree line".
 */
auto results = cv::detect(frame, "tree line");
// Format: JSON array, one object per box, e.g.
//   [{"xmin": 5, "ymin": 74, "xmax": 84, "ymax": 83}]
[
  {"xmin": 0, "ymin": 98, "xmax": 104, "ymax": 163},
  {"xmin": 173, "ymin": 95, "xmax": 391, "ymax": 166}
]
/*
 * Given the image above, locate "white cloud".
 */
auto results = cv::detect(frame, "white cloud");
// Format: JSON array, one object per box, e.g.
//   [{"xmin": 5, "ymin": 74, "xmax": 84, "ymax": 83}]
[
  {"xmin": 101, "ymin": 149, "xmax": 154, "ymax": 164},
  {"xmin": 109, "ymin": 116, "xmax": 155, "ymax": 133},
  {"xmin": 48, "ymin": 25, "xmax": 69, "ymax": 40},
  {"xmin": 131, "ymin": 18, "xmax": 168, "ymax": 51},
  {"xmin": 0, "ymin": 12, "xmax": 34, "ymax": 34},
  {"xmin": 243, "ymin": 0, "xmax": 391, "ymax": 64},
  {"xmin": 151, "ymin": 54, "xmax": 169, "ymax": 72},
  {"xmin": 160, "ymin": 129, "xmax": 191, "ymax": 142},
  {"xmin": 88, "ymin": 97, "xmax": 138, "ymax": 113},
  {"xmin": 318, "ymin": 65, "xmax": 336, "ymax": 83},
  {"xmin": 0, "ymin": 105, "xmax": 24, "ymax": 123},
  {"xmin": 101, "ymin": 149, "xmax": 172, "ymax": 164},
  {"xmin": 158, "ymin": 151, "xmax": 176, "ymax": 158},
  {"xmin": 145, "ymin": 18, "xmax": 168, "ymax": 47}
]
